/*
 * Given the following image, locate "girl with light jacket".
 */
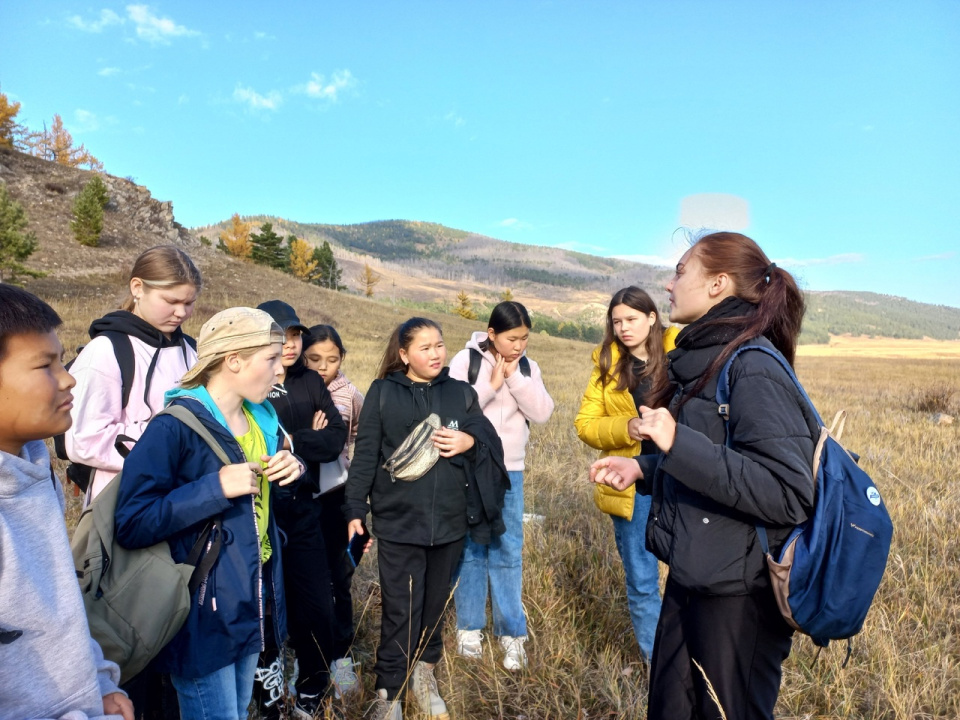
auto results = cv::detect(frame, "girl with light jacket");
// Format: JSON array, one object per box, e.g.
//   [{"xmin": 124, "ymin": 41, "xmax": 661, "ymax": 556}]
[
  {"xmin": 448, "ymin": 301, "xmax": 554, "ymax": 671},
  {"xmin": 574, "ymin": 287, "xmax": 675, "ymax": 660},
  {"xmin": 66, "ymin": 245, "xmax": 201, "ymax": 503}
]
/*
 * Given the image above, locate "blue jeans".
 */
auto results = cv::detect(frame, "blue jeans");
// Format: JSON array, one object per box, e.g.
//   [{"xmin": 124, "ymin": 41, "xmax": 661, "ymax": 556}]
[
  {"xmin": 611, "ymin": 493, "xmax": 661, "ymax": 660},
  {"xmin": 454, "ymin": 470, "xmax": 526, "ymax": 638},
  {"xmin": 171, "ymin": 652, "xmax": 259, "ymax": 720}
]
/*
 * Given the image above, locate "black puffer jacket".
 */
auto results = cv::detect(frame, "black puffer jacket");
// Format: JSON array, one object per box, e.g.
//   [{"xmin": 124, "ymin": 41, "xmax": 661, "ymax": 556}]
[
  {"xmin": 343, "ymin": 368, "xmax": 497, "ymax": 546},
  {"xmin": 266, "ymin": 361, "xmax": 347, "ymax": 549},
  {"xmin": 645, "ymin": 300, "xmax": 818, "ymax": 596}
]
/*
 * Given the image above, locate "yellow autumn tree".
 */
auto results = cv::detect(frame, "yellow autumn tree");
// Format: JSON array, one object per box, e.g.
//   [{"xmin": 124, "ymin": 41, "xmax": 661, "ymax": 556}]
[
  {"xmin": 0, "ymin": 90, "xmax": 23, "ymax": 149},
  {"xmin": 454, "ymin": 290, "xmax": 478, "ymax": 320},
  {"xmin": 500, "ymin": 288, "xmax": 514, "ymax": 302},
  {"xmin": 25, "ymin": 114, "xmax": 103, "ymax": 171},
  {"xmin": 218, "ymin": 214, "xmax": 254, "ymax": 259},
  {"xmin": 288, "ymin": 237, "xmax": 318, "ymax": 280},
  {"xmin": 357, "ymin": 262, "xmax": 381, "ymax": 297}
]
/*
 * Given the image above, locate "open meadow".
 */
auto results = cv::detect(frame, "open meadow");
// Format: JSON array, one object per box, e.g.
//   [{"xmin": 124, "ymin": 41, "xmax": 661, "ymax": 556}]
[{"xmin": 34, "ymin": 261, "xmax": 960, "ymax": 720}]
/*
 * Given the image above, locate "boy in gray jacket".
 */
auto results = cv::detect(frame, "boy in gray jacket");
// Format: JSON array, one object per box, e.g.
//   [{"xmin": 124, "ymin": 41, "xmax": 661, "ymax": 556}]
[{"xmin": 0, "ymin": 285, "xmax": 133, "ymax": 720}]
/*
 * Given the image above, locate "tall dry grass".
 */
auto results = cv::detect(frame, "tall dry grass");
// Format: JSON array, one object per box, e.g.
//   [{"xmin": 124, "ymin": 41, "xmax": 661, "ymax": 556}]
[{"xmin": 38, "ymin": 264, "xmax": 960, "ymax": 719}]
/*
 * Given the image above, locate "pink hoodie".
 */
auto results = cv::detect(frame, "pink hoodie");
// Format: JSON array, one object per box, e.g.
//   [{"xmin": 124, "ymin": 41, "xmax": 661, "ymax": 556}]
[
  {"xmin": 448, "ymin": 331, "xmax": 554, "ymax": 471},
  {"xmin": 65, "ymin": 332, "xmax": 196, "ymax": 501}
]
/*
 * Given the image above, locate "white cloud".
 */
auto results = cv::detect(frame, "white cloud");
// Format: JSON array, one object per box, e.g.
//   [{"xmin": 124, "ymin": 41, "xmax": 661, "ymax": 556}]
[
  {"xmin": 177, "ymin": 94, "xmax": 189, "ymax": 105},
  {"xmin": 254, "ymin": 31, "xmax": 276, "ymax": 41},
  {"xmin": 300, "ymin": 70, "xmax": 356, "ymax": 101},
  {"xmin": 445, "ymin": 111, "xmax": 465, "ymax": 127},
  {"xmin": 73, "ymin": 109, "xmax": 100, "ymax": 132},
  {"xmin": 126, "ymin": 4, "xmax": 199, "ymax": 44},
  {"xmin": 234, "ymin": 84, "xmax": 282, "ymax": 111},
  {"xmin": 775, "ymin": 253, "xmax": 866, "ymax": 268},
  {"xmin": 98, "ymin": 67, "xmax": 121, "ymax": 77},
  {"xmin": 68, "ymin": 9, "xmax": 122, "ymax": 32},
  {"xmin": 915, "ymin": 251, "xmax": 955, "ymax": 262}
]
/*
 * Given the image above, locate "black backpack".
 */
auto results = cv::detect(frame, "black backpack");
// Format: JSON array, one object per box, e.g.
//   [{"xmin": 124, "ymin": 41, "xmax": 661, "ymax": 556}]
[
  {"xmin": 466, "ymin": 348, "xmax": 531, "ymax": 385},
  {"xmin": 466, "ymin": 348, "xmax": 531, "ymax": 427},
  {"xmin": 53, "ymin": 331, "xmax": 195, "ymax": 493}
]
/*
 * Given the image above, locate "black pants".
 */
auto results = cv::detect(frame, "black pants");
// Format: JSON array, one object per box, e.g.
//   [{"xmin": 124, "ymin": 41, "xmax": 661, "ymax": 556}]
[
  {"xmin": 647, "ymin": 579, "xmax": 794, "ymax": 720},
  {"xmin": 284, "ymin": 541, "xmax": 337, "ymax": 697},
  {"xmin": 122, "ymin": 670, "xmax": 179, "ymax": 720},
  {"xmin": 322, "ymin": 486, "xmax": 355, "ymax": 659},
  {"xmin": 375, "ymin": 537, "xmax": 465, "ymax": 698}
]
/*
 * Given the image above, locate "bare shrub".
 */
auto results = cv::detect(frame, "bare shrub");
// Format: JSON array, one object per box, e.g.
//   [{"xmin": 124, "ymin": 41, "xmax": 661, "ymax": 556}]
[{"xmin": 907, "ymin": 385, "xmax": 956, "ymax": 414}]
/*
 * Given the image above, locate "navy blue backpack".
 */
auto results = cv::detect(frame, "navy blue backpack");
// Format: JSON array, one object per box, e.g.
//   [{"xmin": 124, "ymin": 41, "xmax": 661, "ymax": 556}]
[{"xmin": 716, "ymin": 345, "xmax": 893, "ymax": 656}]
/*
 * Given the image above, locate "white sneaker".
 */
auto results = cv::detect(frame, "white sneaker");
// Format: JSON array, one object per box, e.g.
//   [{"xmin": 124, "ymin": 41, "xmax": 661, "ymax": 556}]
[
  {"xmin": 499, "ymin": 635, "xmax": 528, "ymax": 671},
  {"xmin": 330, "ymin": 656, "xmax": 360, "ymax": 699},
  {"xmin": 456, "ymin": 628, "xmax": 484, "ymax": 659},
  {"xmin": 410, "ymin": 661, "xmax": 449, "ymax": 719},
  {"xmin": 368, "ymin": 689, "xmax": 403, "ymax": 720}
]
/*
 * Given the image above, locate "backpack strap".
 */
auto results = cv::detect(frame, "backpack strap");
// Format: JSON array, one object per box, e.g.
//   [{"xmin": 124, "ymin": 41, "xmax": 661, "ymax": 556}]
[
  {"xmin": 714, "ymin": 344, "xmax": 823, "ymax": 558},
  {"xmin": 99, "ymin": 332, "xmax": 137, "ymax": 410},
  {"xmin": 467, "ymin": 348, "xmax": 482, "ymax": 385},
  {"xmin": 157, "ymin": 404, "xmax": 230, "ymax": 591},
  {"xmin": 519, "ymin": 355, "xmax": 531, "ymax": 378}
]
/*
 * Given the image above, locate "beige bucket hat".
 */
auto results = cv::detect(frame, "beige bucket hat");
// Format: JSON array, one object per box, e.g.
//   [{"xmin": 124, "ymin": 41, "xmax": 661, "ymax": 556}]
[{"xmin": 180, "ymin": 307, "xmax": 283, "ymax": 387}]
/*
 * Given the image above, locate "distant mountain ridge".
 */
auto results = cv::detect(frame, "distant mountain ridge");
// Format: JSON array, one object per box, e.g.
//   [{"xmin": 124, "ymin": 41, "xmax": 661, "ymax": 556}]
[{"xmin": 192, "ymin": 216, "xmax": 960, "ymax": 343}]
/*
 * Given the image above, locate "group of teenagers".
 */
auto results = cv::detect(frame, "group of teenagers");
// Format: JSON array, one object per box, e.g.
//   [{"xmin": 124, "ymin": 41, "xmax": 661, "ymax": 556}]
[{"xmin": 1, "ymin": 229, "xmax": 820, "ymax": 720}]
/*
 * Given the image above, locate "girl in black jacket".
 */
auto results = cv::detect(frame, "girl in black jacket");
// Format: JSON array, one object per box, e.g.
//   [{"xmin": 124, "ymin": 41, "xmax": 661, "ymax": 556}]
[
  {"xmin": 344, "ymin": 317, "xmax": 505, "ymax": 720},
  {"xmin": 590, "ymin": 232, "xmax": 818, "ymax": 720},
  {"xmin": 254, "ymin": 300, "xmax": 347, "ymax": 719}
]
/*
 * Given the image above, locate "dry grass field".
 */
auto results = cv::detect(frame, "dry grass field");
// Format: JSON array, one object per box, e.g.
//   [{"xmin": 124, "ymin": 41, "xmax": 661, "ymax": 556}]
[{"xmin": 34, "ymin": 262, "xmax": 960, "ymax": 720}]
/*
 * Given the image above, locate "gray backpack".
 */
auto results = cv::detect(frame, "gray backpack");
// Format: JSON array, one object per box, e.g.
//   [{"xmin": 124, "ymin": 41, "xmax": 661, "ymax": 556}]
[{"xmin": 71, "ymin": 404, "xmax": 227, "ymax": 683}]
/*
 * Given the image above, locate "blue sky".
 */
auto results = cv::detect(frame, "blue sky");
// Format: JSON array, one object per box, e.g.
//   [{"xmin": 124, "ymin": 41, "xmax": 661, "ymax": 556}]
[{"xmin": 3, "ymin": 1, "xmax": 959, "ymax": 307}]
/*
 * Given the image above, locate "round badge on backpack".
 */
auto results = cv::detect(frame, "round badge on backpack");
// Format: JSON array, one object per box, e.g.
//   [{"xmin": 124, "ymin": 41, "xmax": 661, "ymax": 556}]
[{"xmin": 866, "ymin": 486, "xmax": 882, "ymax": 506}]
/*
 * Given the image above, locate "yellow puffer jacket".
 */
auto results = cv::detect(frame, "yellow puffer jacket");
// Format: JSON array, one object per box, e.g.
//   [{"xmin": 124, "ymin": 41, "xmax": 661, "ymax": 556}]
[{"xmin": 574, "ymin": 326, "xmax": 679, "ymax": 520}]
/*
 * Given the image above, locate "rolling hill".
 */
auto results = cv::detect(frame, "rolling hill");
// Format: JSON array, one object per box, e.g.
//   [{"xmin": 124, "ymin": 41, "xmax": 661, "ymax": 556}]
[{"xmin": 2, "ymin": 146, "xmax": 958, "ymax": 344}]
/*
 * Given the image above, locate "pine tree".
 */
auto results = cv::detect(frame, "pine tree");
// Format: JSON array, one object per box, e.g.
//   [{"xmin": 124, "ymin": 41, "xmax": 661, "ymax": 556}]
[
  {"xmin": 454, "ymin": 290, "xmax": 478, "ymax": 320},
  {"xmin": 288, "ymin": 236, "xmax": 319, "ymax": 280},
  {"xmin": 357, "ymin": 262, "xmax": 381, "ymax": 297},
  {"xmin": 250, "ymin": 222, "xmax": 287, "ymax": 269},
  {"xmin": 218, "ymin": 214, "xmax": 253, "ymax": 259},
  {"xmin": 70, "ymin": 176, "xmax": 108, "ymax": 247},
  {"xmin": 312, "ymin": 240, "xmax": 344, "ymax": 290},
  {"xmin": 0, "ymin": 184, "xmax": 43, "ymax": 285}
]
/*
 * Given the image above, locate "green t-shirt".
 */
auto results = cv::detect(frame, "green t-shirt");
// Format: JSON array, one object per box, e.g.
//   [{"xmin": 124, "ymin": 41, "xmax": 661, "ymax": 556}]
[{"xmin": 234, "ymin": 405, "xmax": 272, "ymax": 565}]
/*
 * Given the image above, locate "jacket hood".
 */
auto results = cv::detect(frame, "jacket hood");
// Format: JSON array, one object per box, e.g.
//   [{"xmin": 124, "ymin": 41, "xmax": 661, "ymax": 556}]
[
  {"xmin": 163, "ymin": 385, "xmax": 284, "ymax": 453},
  {"xmin": 89, "ymin": 310, "xmax": 190, "ymax": 349},
  {"xmin": 0, "ymin": 440, "xmax": 52, "ymax": 497},
  {"xmin": 385, "ymin": 367, "xmax": 453, "ymax": 387},
  {"xmin": 465, "ymin": 331, "xmax": 492, "ymax": 358},
  {"xmin": 326, "ymin": 370, "xmax": 348, "ymax": 393}
]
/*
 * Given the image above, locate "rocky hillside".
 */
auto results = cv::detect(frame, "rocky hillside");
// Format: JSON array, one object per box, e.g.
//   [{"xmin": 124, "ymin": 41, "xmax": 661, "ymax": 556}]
[{"xmin": 0, "ymin": 147, "xmax": 197, "ymax": 278}]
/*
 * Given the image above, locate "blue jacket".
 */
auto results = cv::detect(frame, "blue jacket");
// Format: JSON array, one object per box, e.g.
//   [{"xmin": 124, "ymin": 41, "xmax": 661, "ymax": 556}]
[{"xmin": 114, "ymin": 388, "xmax": 287, "ymax": 679}]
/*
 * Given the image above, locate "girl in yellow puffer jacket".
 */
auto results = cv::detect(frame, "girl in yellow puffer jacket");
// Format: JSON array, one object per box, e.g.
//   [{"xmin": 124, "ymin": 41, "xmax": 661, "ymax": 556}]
[{"xmin": 574, "ymin": 286, "xmax": 676, "ymax": 660}]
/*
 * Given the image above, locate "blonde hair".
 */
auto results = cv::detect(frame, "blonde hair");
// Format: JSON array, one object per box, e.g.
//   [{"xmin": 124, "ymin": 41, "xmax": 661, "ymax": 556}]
[{"xmin": 121, "ymin": 245, "xmax": 202, "ymax": 311}]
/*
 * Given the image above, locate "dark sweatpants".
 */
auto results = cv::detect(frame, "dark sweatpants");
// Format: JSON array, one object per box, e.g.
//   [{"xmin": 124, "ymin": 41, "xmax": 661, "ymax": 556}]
[
  {"xmin": 321, "ymin": 486, "xmax": 356, "ymax": 659},
  {"xmin": 284, "ymin": 542, "xmax": 336, "ymax": 697},
  {"xmin": 647, "ymin": 579, "xmax": 794, "ymax": 720},
  {"xmin": 374, "ymin": 537, "xmax": 465, "ymax": 698}
]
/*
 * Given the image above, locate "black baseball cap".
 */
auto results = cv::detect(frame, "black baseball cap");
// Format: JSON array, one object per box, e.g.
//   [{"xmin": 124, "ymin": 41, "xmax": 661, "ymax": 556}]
[{"xmin": 256, "ymin": 300, "xmax": 309, "ymax": 334}]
